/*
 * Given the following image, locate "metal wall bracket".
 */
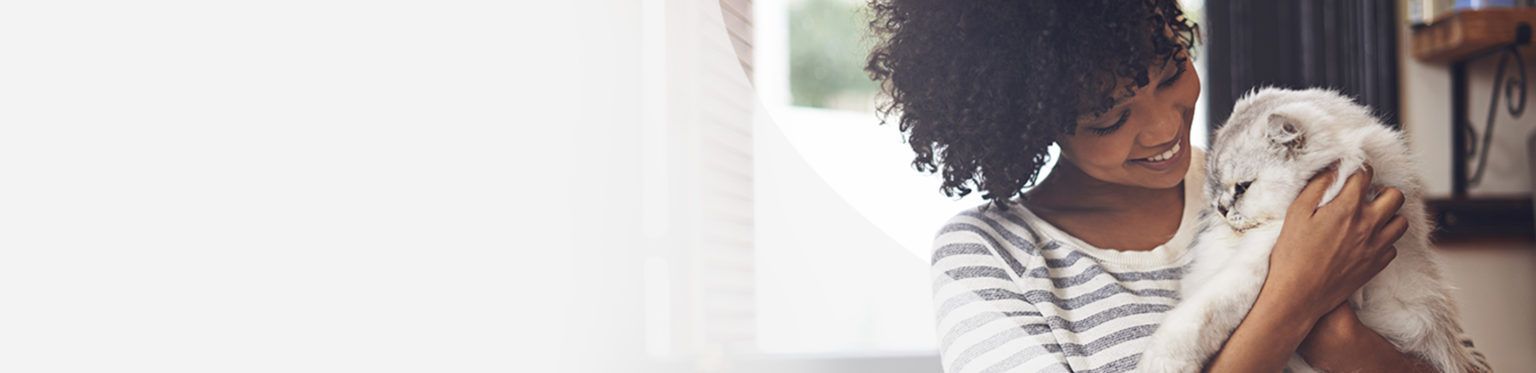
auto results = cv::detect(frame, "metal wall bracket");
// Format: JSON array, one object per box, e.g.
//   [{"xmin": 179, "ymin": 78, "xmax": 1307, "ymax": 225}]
[{"xmin": 1452, "ymin": 23, "xmax": 1531, "ymax": 197}]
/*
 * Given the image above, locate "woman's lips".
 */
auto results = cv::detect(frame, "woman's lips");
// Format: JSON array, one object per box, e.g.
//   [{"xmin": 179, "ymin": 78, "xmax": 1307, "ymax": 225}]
[{"xmin": 1130, "ymin": 141, "xmax": 1184, "ymax": 171}]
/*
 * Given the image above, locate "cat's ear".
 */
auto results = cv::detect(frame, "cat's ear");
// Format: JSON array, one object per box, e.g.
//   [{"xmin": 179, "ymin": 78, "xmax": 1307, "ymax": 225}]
[{"xmin": 1266, "ymin": 112, "xmax": 1306, "ymax": 157}]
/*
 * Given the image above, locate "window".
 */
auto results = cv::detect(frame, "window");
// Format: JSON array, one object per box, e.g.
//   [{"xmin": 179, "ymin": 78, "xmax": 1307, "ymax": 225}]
[{"xmin": 754, "ymin": 0, "xmax": 954, "ymax": 359}]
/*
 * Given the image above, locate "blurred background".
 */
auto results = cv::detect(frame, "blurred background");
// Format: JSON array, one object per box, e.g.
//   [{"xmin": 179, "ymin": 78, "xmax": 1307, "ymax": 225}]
[
  {"xmin": 630, "ymin": 0, "xmax": 1536, "ymax": 371},
  {"xmin": 2, "ymin": 0, "xmax": 1530, "ymax": 372}
]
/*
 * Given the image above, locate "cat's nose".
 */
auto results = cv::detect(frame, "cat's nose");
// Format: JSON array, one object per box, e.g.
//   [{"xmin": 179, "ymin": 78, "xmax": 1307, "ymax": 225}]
[{"xmin": 1217, "ymin": 205, "xmax": 1229, "ymax": 216}]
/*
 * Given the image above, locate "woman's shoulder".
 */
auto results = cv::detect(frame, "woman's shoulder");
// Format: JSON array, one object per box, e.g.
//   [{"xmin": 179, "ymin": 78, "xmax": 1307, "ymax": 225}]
[
  {"xmin": 930, "ymin": 202, "xmax": 1050, "ymax": 277},
  {"xmin": 934, "ymin": 201, "xmax": 1049, "ymax": 249},
  {"xmin": 928, "ymin": 203, "xmax": 1070, "ymax": 373}
]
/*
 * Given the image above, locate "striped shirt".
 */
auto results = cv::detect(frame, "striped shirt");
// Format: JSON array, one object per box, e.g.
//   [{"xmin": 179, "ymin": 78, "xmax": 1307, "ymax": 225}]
[
  {"xmin": 929, "ymin": 150, "xmax": 1206, "ymax": 373},
  {"xmin": 928, "ymin": 147, "xmax": 1492, "ymax": 372}
]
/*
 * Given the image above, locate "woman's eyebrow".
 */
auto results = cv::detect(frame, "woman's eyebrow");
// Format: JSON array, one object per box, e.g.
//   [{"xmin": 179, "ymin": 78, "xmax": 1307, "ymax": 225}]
[
  {"xmin": 1103, "ymin": 96, "xmax": 1132, "ymax": 113},
  {"xmin": 1078, "ymin": 91, "xmax": 1134, "ymax": 122}
]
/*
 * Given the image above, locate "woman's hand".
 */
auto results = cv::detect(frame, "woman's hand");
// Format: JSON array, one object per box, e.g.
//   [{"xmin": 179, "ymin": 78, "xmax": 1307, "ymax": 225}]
[
  {"xmin": 1266, "ymin": 163, "xmax": 1409, "ymax": 322},
  {"xmin": 1265, "ymin": 163, "xmax": 1406, "ymax": 320},
  {"xmin": 1297, "ymin": 298, "xmax": 1440, "ymax": 372},
  {"xmin": 1202, "ymin": 164, "xmax": 1413, "ymax": 372}
]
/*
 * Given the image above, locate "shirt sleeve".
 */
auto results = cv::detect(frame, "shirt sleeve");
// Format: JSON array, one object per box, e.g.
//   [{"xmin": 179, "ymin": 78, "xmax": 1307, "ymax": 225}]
[{"xmin": 929, "ymin": 213, "xmax": 1069, "ymax": 373}]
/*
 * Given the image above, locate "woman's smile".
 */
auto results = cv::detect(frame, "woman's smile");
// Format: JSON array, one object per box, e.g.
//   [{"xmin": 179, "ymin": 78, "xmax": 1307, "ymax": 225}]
[{"xmin": 1130, "ymin": 137, "xmax": 1186, "ymax": 172}]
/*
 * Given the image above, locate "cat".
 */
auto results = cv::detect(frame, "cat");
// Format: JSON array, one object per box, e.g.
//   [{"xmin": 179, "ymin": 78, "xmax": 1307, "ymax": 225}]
[{"xmin": 1136, "ymin": 88, "xmax": 1482, "ymax": 373}]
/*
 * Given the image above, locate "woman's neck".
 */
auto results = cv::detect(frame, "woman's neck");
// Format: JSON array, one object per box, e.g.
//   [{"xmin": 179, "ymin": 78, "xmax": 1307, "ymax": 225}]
[
  {"xmin": 1020, "ymin": 158, "xmax": 1187, "ymax": 252},
  {"xmin": 1025, "ymin": 159, "xmax": 1182, "ymax": 214}
]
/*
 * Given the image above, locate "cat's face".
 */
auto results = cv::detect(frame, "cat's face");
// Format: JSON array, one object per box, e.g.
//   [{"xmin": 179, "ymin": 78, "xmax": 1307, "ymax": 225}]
[
  {"xmin": 1208, "ymin": 89, "xmax": 1349, "ymax": 231},
  {"xmin": 1207, "ymin": 121, "xmax": 1311, "ymax": 231}
]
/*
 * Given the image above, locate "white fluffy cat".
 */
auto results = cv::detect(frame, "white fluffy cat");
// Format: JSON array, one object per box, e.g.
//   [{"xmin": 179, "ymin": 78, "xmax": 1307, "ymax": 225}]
[{"xmin": 1136, "ymin": 88, "xmax": 1482, "ymax": 373}]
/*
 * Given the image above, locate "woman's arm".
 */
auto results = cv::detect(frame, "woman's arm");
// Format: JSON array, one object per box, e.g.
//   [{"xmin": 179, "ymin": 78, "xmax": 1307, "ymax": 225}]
[
  {"xmin": 1297, "ymin": 304, "xmax": 1437, "ymax": 372},
  {"xmin": 1201, "ymin": 282, "xmax": 1436, "ymax": 373},
  {"xmin": 929, "ymin": 214, "xmax": 1067, "ymax": 373},
  {"xmin": 1200, "ymin": 276, "xmax": 1319, "ymax": 372}
]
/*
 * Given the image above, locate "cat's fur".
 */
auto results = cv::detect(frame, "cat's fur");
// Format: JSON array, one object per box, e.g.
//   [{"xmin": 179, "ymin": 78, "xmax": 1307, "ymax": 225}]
[{"xmin": 1136, "ymin": 88, "xmax": 1481, "ymax": 373}]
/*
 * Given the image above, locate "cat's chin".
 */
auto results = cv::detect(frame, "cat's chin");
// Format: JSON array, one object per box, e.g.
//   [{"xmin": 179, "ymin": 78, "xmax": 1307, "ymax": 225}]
[{"xmin": 1223, "ymin": 218, "xmax": 1265, "ymax": 233}]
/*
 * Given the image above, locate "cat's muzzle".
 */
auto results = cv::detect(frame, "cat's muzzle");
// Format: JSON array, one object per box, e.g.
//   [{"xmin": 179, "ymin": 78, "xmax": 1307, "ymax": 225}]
[{"xmin": 1224, "ymin": 213, "xmax": 1263, "ymax": 233}]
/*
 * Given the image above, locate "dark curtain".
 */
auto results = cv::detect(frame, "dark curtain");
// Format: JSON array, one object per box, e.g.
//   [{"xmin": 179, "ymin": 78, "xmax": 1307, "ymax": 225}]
[{"xmin": 1205, "ymin": 0, "xmax": 1400, "ymax": 135}]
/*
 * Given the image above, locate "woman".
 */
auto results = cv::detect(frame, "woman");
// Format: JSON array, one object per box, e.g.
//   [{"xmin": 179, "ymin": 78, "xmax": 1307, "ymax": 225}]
[{"xmin": 864, "ymin": 1, "xmax": 1489, "ymax": 372}]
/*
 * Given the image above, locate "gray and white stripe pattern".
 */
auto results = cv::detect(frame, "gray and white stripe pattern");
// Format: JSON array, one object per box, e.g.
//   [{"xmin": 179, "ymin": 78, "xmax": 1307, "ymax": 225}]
[
  {"xmin": 930, "ymin": 206, "xmax": 1188, "ymax": 373},
  {"xmin": 930, "ymin": 203, "xmax": 1496, "ymax": 373},
  {"xmin": 931, "ymin": 147, "xmax": 1493, "ymax": 372}
]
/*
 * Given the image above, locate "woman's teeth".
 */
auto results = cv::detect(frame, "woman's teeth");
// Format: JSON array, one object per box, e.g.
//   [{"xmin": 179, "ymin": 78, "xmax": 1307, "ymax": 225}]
[{"xmin": 1139, "ymin": 142, "xmax": 1180, "ymax": 162}]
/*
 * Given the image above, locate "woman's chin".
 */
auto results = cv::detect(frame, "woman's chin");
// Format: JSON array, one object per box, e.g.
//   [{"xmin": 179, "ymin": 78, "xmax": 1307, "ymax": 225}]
[{"xmin": 1122, "ymin": 158, "xmax": 1188, "ymax": 189}]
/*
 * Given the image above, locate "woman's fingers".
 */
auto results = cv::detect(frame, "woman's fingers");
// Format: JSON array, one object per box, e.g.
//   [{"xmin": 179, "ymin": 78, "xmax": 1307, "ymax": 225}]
[
  {"xmin": 1366, "ymin": 187, "xmax": 1406, "ymax": 230},
  {"xmin": 1290, "ymin": 162, "xmax": 1341, "ymax": 218},
  {"xmin": 1367, "ymin": 214, "xmax": 1409, "ymax": 251},
  {"xmin": 1331, "ymin": 164, "xmax": 1374, "ymax": 214},
  {"xmin": 1374, "ymin": 244, "xmax": 1400, "ymax": 272}
]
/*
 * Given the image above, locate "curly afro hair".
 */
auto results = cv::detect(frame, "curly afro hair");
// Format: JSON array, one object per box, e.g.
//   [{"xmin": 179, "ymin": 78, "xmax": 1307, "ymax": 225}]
[{"xmin": 865, "ymin": 0, "xmax": 1199, "ymax": 211}]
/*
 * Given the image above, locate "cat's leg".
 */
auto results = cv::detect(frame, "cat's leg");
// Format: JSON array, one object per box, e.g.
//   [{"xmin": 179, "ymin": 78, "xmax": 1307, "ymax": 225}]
[
  {"xmin": 1139, "ymin": 252, "xmax": 1271, "ymax": 373},
  {"xmin": 1355, "ymin": 240, "xmax": 1481, "ymax": 372}
]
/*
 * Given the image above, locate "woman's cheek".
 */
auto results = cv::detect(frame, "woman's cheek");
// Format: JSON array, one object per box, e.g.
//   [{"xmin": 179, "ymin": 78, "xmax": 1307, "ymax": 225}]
[{"xmin": 1076, "ymin": 135, "xmax": 1130, "ymax": 170}]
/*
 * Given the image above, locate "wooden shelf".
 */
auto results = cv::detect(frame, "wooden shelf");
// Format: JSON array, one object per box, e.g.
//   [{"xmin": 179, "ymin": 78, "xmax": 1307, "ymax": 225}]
[
  {"xmin": 1412, "ymin": 8, "xmax": 1536, "ymax": 63},
  {"xmin": 1426, "ymin": 197, "xmax": 1535, "ymax": 244}
]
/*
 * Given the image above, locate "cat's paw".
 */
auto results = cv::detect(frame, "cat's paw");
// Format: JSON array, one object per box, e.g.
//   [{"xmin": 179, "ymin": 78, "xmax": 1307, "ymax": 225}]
[{"xmin": 1136, "ymin": 354, "xmax": 1200, "ymax": 373}]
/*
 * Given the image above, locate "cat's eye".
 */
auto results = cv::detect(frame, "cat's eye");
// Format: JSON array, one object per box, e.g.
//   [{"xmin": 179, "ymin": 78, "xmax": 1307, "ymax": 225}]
[{"xmin": 1234, "ymin": 181, "xmax": 1252, "ymax": 198}]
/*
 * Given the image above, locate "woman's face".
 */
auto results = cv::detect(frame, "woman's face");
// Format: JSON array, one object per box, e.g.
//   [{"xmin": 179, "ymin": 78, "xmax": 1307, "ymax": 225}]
[{"xmin": 1057, "ymin": 53, "xmax": 1199, "ymax": 190}]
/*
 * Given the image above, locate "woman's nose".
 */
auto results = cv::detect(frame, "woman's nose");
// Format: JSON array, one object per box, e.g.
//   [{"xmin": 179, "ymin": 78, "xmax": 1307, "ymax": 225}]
[{"xmin": 1137, "ymin": 105, "xmax": 1182, "ymax": 146}]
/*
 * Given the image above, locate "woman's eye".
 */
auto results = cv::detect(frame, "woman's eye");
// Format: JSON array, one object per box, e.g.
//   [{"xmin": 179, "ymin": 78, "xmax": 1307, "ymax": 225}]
[{"xmin": 1089, "ymin": 110, "xmax": 1130, "ymax": 136}]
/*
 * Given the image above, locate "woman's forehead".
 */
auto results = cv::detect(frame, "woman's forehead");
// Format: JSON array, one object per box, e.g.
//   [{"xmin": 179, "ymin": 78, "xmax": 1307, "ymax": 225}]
[{"xmin": 1072, "ymin": 55, "xmax": 1182, "ymax": 120}]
